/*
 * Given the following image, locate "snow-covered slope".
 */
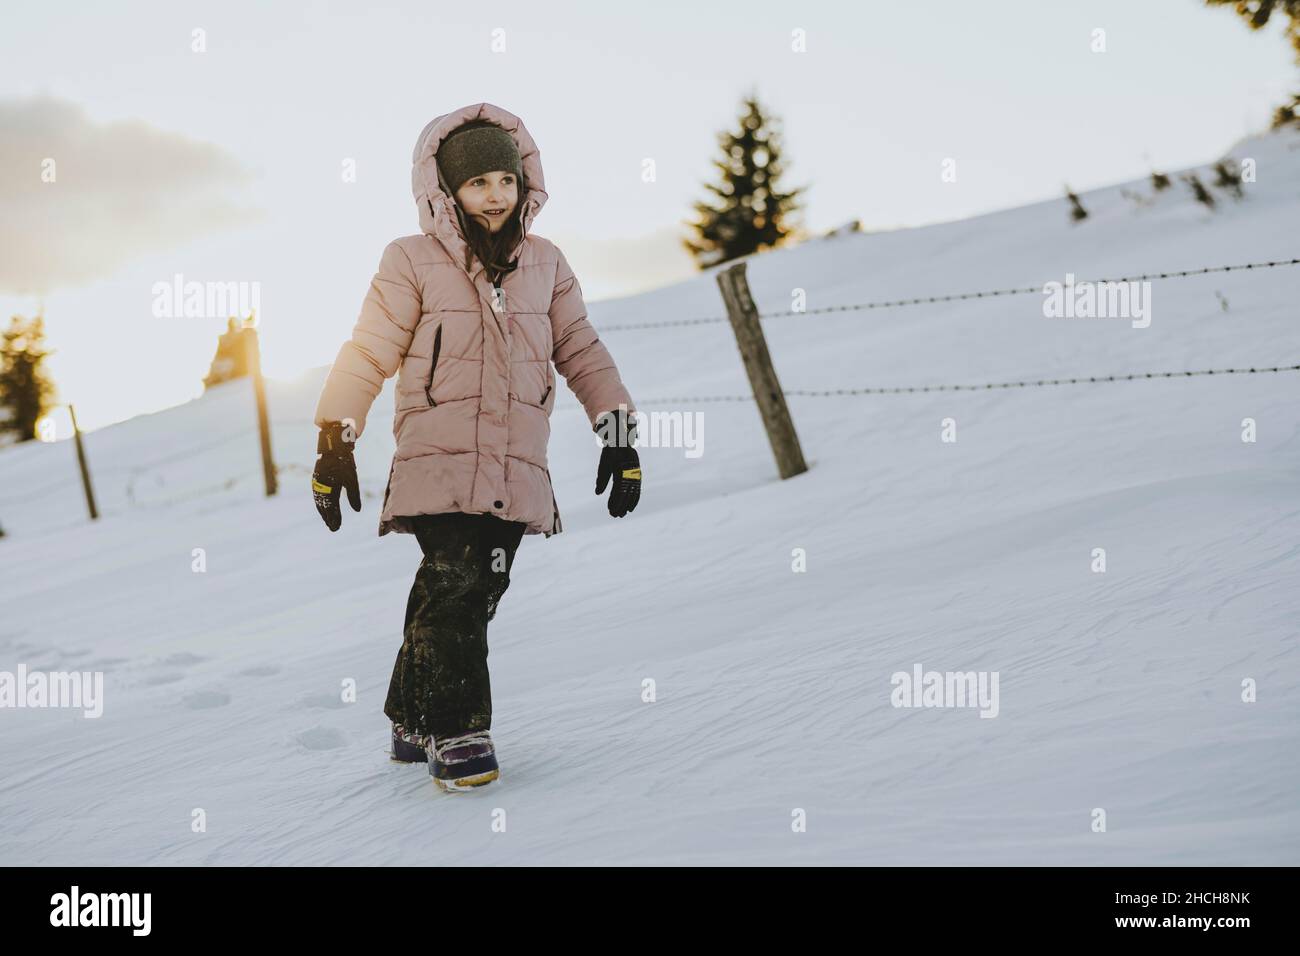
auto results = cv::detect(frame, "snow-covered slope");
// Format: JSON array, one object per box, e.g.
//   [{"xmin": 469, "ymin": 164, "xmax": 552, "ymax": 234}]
[{"xmin": 2, "ymin": 127, "xmax": 1298, "ymax": 865}]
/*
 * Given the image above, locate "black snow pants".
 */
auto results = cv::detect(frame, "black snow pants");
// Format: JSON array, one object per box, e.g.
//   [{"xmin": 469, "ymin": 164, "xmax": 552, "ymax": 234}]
[{"xmin": 383, "ymin": 512, "xmax": 527, "ymax": 740}]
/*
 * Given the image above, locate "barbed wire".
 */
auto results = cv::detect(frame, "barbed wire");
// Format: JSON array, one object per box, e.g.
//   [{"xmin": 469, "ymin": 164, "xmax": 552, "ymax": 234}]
[
  {"xmin": 558, "ymin": 363, "xmax": 1300, "ymax": 406},
  {"xmin": 592, "ymin": 257, "xmax": 1300, "ymax": 333},
  {"xmin": 12, "ymin": 254, "xmax": 1294, "ymax": 517}
]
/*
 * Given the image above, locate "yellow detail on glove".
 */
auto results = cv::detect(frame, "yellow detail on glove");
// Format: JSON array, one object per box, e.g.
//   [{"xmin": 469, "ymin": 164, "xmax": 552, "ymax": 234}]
[
  {"xmin": 312, "ymin": 479, "xmax": 333, "ymax": 494},
  {"xmin": 621, "ymin": 468, "xmax": 642, "ymax": 480}
]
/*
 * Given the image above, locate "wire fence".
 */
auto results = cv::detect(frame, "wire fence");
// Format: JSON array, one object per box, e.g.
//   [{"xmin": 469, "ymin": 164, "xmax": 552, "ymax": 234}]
[
  {"xmin": 586, "ymin": 363, "xmax": 1300, "ymax": 405},
  {"xmin": 106, "ymin": 357, "xmax": 1294, "ymax": 503},
  {"xmin": 15, "ymin": 255, "xmax": 1296, "ymax": 520},
  {"xmin": 591, "ymin": 257, "xmax": 1300, "ymax": 333},
  {"xmin": 566, "ymin": 254, "xmax": 1300, "ymax": 405}
]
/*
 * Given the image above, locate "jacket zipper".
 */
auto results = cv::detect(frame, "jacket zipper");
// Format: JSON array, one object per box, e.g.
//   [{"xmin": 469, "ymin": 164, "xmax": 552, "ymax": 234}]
[
  {"xmin": 424, "ymin": 324, "xmax": 443, "ymax": 406},
  {"xmin": 493, "ymin": 278, "xmax": 549, "ymax": 408}
]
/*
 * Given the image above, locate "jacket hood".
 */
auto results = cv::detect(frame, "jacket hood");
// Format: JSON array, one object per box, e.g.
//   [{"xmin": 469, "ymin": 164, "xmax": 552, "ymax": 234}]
[{"xmin": 411, "ymin": 102, "xmax": 549, "ymax": 273}]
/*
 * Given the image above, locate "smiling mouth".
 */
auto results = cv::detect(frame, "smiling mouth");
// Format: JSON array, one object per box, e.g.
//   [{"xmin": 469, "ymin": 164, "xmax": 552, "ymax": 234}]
[{"xmin": 484, "ymin": 208, "xmax": 506, "ymax": 216}]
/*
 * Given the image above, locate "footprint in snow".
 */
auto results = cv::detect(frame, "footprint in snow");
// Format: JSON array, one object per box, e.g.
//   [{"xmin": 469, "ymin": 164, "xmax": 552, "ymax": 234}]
[
  {"xmin": 145, "ymin": 672, "xmax": 186, "ymax": 686},
  {"xmin": 86, "ymin": 657, "xmax": 129, "ymax": 668},
  {"xmin": 296, "ymin": 726, "xmax": 346, "ymax": 750},
  {"xmin": 238, "ymin": 665, "xmax": 281, "ymax": 677},
  {"xmin": 182, "ymin": 690, "xmax": 231, "ymax": 709},
  {"xmin": 162, "ymin": 652, "xmax": 208, "ymax": 667}
]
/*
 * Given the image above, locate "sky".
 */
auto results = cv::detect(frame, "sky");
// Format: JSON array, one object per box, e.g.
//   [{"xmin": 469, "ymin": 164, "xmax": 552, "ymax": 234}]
[{"xmin": 1, "ymin": 0, "xmax": 1296, "ymax": 432}]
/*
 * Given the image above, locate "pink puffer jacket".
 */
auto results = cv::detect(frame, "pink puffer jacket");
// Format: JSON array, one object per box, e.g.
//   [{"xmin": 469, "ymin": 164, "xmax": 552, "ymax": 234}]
[{"xmin": 313, "ymin": 103, "xmax": 636, "ymax": 538}]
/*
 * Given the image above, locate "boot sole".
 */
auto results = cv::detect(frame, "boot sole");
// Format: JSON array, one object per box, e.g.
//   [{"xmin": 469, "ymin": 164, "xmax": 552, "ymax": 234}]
[{"xmin": 434, "ymin": 769, "xmax": 500, "ymax": 792}]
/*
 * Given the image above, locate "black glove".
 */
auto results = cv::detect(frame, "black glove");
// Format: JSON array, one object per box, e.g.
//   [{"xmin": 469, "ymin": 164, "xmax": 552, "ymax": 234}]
[
  {"xmin": 313, "ymin": 421, "xmax": 361, "ymax": 532},
  {"xmin": 593, "ymin": 409, "xmax": 641, "ymax": 518}
]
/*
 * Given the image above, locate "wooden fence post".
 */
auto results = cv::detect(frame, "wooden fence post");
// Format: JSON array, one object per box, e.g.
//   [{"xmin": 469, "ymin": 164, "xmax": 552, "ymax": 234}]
[
  {"xmin": 67, "ymin": 403, "xmax": 99, "ymax": 520},
  {"xmin": 243, "ymin": 323, "xmax": 278, "ymax": 497},
  {"xmin": 715, "ymin": 261, "xmax": 808, "ymax": 479}
]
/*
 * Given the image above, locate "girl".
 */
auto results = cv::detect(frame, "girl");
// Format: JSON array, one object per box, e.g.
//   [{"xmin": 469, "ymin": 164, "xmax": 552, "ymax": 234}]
[{"xmin": 310, "ymin": 103, "xmax": 642, "ymax": 792}]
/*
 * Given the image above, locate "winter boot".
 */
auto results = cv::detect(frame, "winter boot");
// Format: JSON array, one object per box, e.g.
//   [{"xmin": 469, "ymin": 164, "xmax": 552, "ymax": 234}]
[
  {"xmin": 391, "ymin": 722, "xmax": 429, "ymax": 763},
  {"xmin": 428, "ymin": 730, "xmax": 499, "ymax": 791}
]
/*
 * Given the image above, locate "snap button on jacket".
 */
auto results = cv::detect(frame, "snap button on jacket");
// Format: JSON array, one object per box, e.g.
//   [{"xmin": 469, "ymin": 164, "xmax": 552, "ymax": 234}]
[{"xmin": 313, "ymin": 102, "xmax": 637, "ymax": 538}]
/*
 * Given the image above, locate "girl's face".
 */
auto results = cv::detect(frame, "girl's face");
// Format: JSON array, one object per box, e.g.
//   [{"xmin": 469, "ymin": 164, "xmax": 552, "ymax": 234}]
[{"xmin": 454, "ymin": 171, "xmax": 519, "ymax": 234}]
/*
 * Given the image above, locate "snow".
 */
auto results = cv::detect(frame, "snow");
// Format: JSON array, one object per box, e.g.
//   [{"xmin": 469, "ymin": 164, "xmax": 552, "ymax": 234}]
[{"xmin": 2, "ymin": 127, "xmax": 1298, "ymax": 865}]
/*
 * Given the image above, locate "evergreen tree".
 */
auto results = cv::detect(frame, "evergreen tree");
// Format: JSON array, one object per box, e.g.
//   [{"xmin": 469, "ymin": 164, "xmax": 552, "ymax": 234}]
[
  {"xmin": 1212, "ymin": 159, "xmax": 1245, "ymax": 198},
  {"xmin": 1205, "ymin": 0, "xmax": 1300, "ymax": 59},
  {"xmin": 203, "ymin": 317, "xmax": 254, "ymax": 390},
  {"xmin": 683, "ymin": 93, "xmax": 806, "ymax": 268},
  {"xmin": 1184, "ymin": 172, "xmax": 1218, "ymax": 209},
  {"xmin": 1065, "ymin": 185, "xmax": 1089, "ymax": 222},
  {"xmin": 1205, "ymin": 1, "xmax": 1300, "ymax": 120},
  {"xmin": 0, "ymin": 313, "xmax": 58, "ymax": 445},
  {"xmin": 1271, "ymin": 91, "xmax": 1300, "ymax": 127}
]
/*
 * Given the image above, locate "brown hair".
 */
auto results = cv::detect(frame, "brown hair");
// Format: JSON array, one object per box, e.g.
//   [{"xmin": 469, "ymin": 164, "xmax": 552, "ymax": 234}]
[{"xmin": 450, "ymin": 175, "xmax": 528, "ymax": 285}]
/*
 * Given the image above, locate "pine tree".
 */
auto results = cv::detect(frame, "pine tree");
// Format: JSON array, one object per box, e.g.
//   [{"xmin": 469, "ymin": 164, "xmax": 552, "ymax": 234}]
[
  {"xmin": 202, "ymin": 317, "xmax": 254, "ymax": 390},
  {"xmin": 1205, "ymin": 1, "xmax": 1300, "ymax": 60},
  {"xmin": 683, "ymin": 93, "xmax": 806, "ymax": 268},
  {"xmin": 1271, "ymin": 91, "xmax": 1300, "ymax": 127},
  {"xmin": 1212, "ymin": 160, "xmax": 1245, "ymax": 198},
  {"xmin": 1205, "ymin": 1, "xmax": 1300, "ymax": 120},
  {"xmin": 0, "ymin": 313, "xmax": 58, "ymax": 445},
  {"xmin": 1184, "ymin": 173, "xmax": 1217, "ymax": 209},
  {"xmin": 1064, "ymin": 185, "xmax": 1089, "ymax": 222}
]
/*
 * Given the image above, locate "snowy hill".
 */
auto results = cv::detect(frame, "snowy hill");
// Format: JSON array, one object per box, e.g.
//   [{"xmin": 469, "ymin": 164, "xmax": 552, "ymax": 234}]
[{"xmin": 2, "ymin": 127, "xmax": 1298, "ymax": 865}]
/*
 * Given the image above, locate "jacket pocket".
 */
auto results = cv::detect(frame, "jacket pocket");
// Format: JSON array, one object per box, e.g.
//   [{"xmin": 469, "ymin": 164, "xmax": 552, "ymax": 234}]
[
  {"xmin": 382, "ymin": 460, "xmax": 396, "ymax": 511},
  {"xmin": 544, "ymin": 359, "xmax": 556, "ymax": 406},
  {"xmin": 538, "ymin": 360, "xmax": 555, "ymax": 407},
  {"xmin": 511, "ymin": 361, "xmax": 553, "ymax": 409},
  {"xmin": 423, "ymin": 324, "xmax": 443, "ymax": 407},
  {"xmin": 545, "ymin": 465, "xmax": 563, "ymax": 534}
]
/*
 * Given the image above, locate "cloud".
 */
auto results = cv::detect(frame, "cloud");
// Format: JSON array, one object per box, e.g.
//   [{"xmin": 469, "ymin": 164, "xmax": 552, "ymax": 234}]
[{"xmin": 0, "ymin": 95, "xmax": 259, "ymax": 294}]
